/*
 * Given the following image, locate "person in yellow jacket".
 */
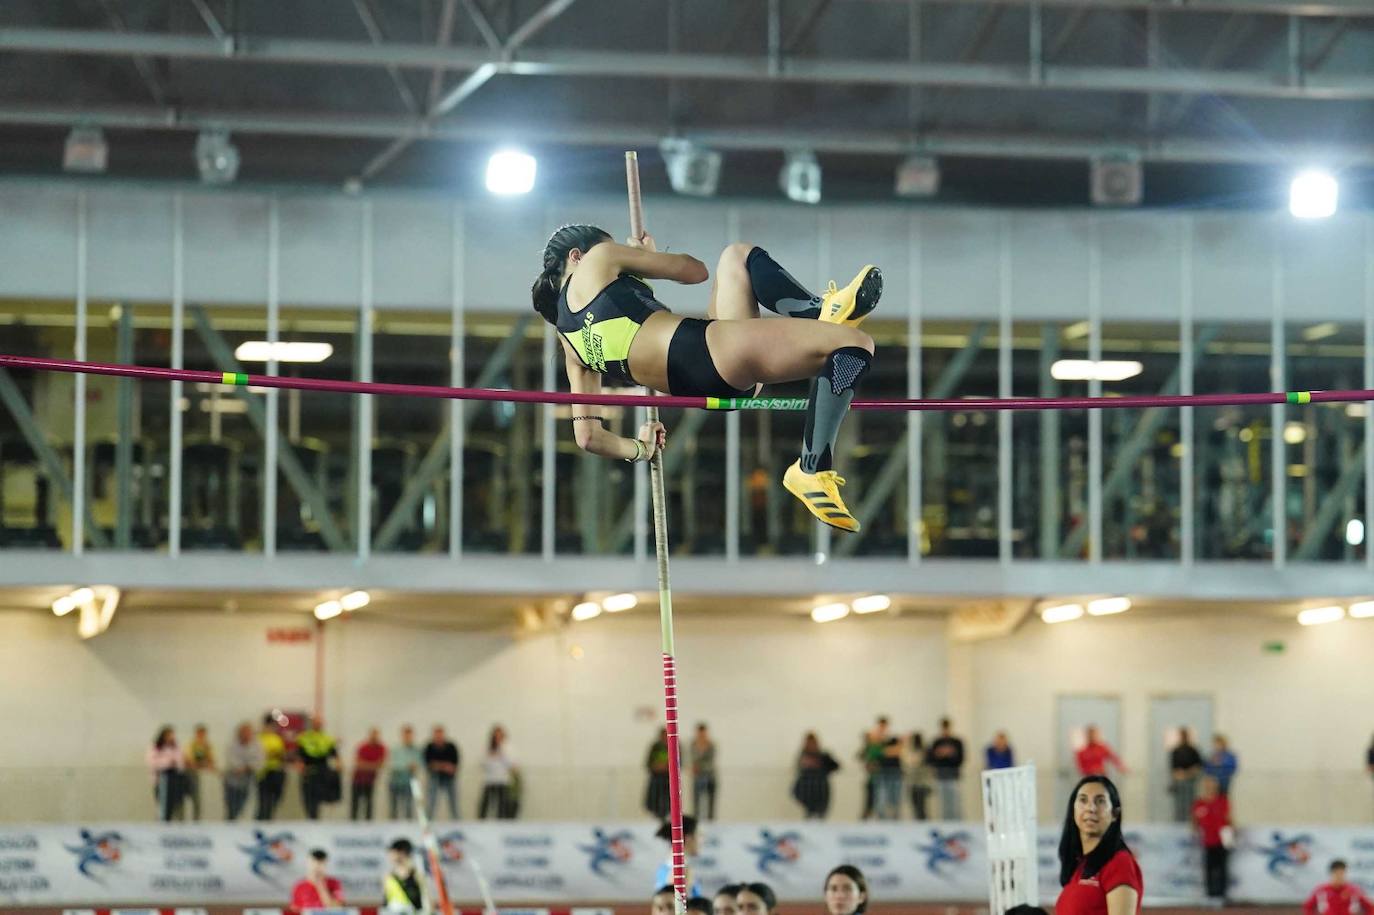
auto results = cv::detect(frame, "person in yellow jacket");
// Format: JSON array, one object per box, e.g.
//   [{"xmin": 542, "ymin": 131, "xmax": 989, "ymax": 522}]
[
  {"xmin": 296, "ymin": 716, "xmax": 340, "ymax": 820},
  {"xmin": 382, "ymin": 838, "xmax": 427, "ymax": 913}
]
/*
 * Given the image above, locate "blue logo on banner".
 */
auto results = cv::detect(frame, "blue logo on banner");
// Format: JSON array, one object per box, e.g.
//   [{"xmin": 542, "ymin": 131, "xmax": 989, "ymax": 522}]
[
  {"xmin": 64, "ymin": 829, "xmax": 123, "ymax": 879},
  {"xmin": 238, "ymin": 830, "xmax": 296, "ymax": 879},
  {"xmin": 438, "ymin": 831, "xmax": 466, "ymax": 864},
  {"xmin": 748, "ymin": 830, "xmax": 802, "ymax": 875},
  {"xmin": 1256, "ymin": 832, "xmax": 1314, "ymax": 877},
  {"xmin": 916, "ymin": 829, "xmax": 972, "ymax": 875},
  {"xmin": 579, "ymin": 829, "xmax": 634, "ymax": 876}
]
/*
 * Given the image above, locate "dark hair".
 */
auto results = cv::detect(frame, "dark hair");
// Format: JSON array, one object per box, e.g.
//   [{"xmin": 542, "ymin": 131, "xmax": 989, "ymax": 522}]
[
  {"xmin": 656, "ymin": 815, "xmax": 698, "ymax": 841},
  {"xmin": 655, "ymin": 884, "xmax": 676, "ymax": 897},
  {"xmin": 940, "ymin": 717, "xmax": 952, "ymax": 729},
  {"xmin": 1332, "ymin": 859, "xmax": 1349, "ymax": 871},
  {"xmin": 739, "ymin": 883, "xmax": 778, "ymax": 911},
  {"xmin": 910, "ymin": 732, "xmax": 925, "ymax": 751},
  {"xmin": 1005, "ymin": 907, "xmax": 1050, "ymax": 915},
  {"xmin": 716, "ymin": 882, "xmax": 744, "ymax": 899},
  {"xmin": 1058, "ymin": 775, "xmax": 1130, "ymax": 887},
  {"xmin": 389, "ymin": 838, "xmax": 413, "ymax": 855},
  {"xmin": 154, "ymin": 726, "xmax": 174, "ymax": 748},
  {"xmin": 686, "ymin": 897, "xmax": 713, "ymax": 914},
  {"xmin": 489, "ymin": 725, "xmax": 504, "ymax": 753},
  {"xmin": 824, "ymin": 864, "xmax": 869, "ymax": 914},
  {"xmin": 309, "ymin": 848, "xmax": 328, "ymax": 862},
  {"xmin": 532, "ymin": 224, "xmax": 612, "ymax": 324}
]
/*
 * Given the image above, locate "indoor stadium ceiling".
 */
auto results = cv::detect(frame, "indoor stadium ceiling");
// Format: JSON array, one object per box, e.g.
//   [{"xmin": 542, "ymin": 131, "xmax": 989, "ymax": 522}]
[{"xmin": 3, "ymin": 0, "xmax": 1374, "ymax": 205}]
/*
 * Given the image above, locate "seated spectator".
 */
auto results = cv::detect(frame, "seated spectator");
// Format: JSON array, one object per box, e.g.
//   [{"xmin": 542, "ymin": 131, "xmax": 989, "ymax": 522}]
[
  {"xmin": 737, "ymin": 883, "xmax": 778, "ymax": 915},
  {"xmin": 382, "ymin": 838, "xmax": 425, "ymax": 912},
  {"xmin": 652, "ymin": 885, "xmax": 677, "ymax": 915},
  {"xmin": 686, "ymin": 898, "xmax": 713, "ymax": 915},
  {"xmin": 147, "ymin": 726, "xmax": 184, "ymax": 822},
  {"xmin": 1303, "ymin": 860, "xmax": 1373, "ymax": 915},
  {"xmin": 1204, "ymin": 735, "xmax": 1239, "ymax": 796},
  {"xmin": 713, "ymin": 883, "xmax": 744, "ymax": 915},
  {"xmin": 291, "ymin": 848, "xmax": 344, "ymax": 909},
  {"xmin": 824, "ymin": 864, "xmax": 868, "ymax": 915},
  {"xmin": 986, "ymin": 731, "xmax": 1015, "ymax": 770}
]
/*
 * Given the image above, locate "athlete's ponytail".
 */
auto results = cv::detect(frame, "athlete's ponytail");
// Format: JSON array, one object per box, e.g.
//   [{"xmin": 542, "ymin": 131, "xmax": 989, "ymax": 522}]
[{"xmin": 532, "ymin": 224, "xmax": 612, "ymax": 325}]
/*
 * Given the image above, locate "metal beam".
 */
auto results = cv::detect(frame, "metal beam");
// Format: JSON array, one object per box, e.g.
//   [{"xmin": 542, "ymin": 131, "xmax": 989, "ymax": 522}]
[
  {"xmin": 837, "ymin": 324, "xmax": 991, "ymax": 557},
  {"xmin": 608, "ymin": 408, "xmax": 710, "ymax": 554},
  {"xmin": 829, "ymin": 0, "xmax": 1374, "ymax": 14},
  {"xmin": 15, "ymin": 104, "xmax": 1374, "ymax": 166},
  {"xmin": 189, "ymin": 0, "xmax": 228, "ymax": 43},
  {"xmin": 783, "ymin": 0, "xmax": 833, "ymax": 53},
  {"xmin": 460, "ymin": 0, "xmax": 503, "ymax": 51},
  {"xmin": 351, "ymin": 0, "xmax": 420, "ymax": 113},
  {"xmin": 0, "ymin": 367, "xmax": 110, "ymax": 549},
  {"xmin": 1293, "ymin": 441, "xmax": 1367, "ymax": 560},
  {"xmin": 114, "ymin": 303, "xmax": 134, "ymax": 548},
  {"xmin": 428, "ymin": 0, "xmax": 462, "ymax": 109},
  {"xmin": 10, "ymin": 28, "xmax": 1374, "ymax": 100},
  {"xmin": 188, "ymin": 305, "xmax": 350, "ymax": 552},
  {"xmin": 91, "ymin": 3, "xmax": 168, "ymax": 106},
  {"xmin": 372, "ymin": 315, "xmax": 533, "ymax": 551},
  {"xmin": 1306, "ymin": 17, "xmax": 1350, "ymax": 71},
  {"xmin": 1046, "ymin": 6, "xmax": 1090, "ymax": 61},
  {"xmin": 1056, "ymin": 324, "xmax": 1220, "ymax": 559}
]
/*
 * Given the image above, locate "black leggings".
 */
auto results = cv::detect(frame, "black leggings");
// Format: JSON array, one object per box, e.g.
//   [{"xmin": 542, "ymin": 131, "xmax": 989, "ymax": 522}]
[{"xmin": 666, "ymin": 318, "xmax": 755, "ymax": 398}]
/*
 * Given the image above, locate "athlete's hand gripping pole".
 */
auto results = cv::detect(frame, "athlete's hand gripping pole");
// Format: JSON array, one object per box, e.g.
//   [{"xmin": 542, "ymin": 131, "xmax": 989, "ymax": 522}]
[{"xmin": 627, "ymin": 149, "xmax": 688, "ymax": 915}]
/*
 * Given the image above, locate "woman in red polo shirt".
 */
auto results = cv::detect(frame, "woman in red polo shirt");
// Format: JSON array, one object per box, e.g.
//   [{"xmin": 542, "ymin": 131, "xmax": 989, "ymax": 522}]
[{"xmin": 1055, "ymin": 776, "xmax": 1142, "ymax": 915}]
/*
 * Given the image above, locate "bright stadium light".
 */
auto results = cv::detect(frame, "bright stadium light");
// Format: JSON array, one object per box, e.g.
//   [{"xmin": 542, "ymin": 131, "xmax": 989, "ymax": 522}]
[
  {"xmin": 851, "ymin": 595, "xmax": 892, "ymax": 614},
  {"xmin": 340, "ymin": 590, "xmax": 370, "ymax": 611},
  {"xmin": 1041, "ymin": 603, "xmax": 1085, "ymax": 624},
  {"xmin": 1290, "ymin": 170, "xmax": 1338, "ymax": 219},
  {"xmin": 1348, "ymin": 600, "xmax": 1374, "ymax": 619},
  {"xmin": 1297, "ymin": 605, "xmax": 1344, "ymax": 626},
  {"xmin": 571, "ymin": 601, "xmax": 602, "ymax": 622},
  {"xmin": 1087, "ymin": 597, "xmax": 1132, "ymax": 617},
  {"xmin": 314, "ymin": 600, "xmax": 343, "ymax": 621},
  {"xmin": 486, "ymin": 149, "xmax": 537, "ymax": 195},
  {"xmin": 1051, "ymin": 360, "xmax": 1144, "ymax": 382},
  {"xmin": 602, "ymin": 593, "xmax": 638, "ymax": 613},
  {"xmin": 811, "ymin": 602, "xmax": 850, "ymax": 623},
  {"xmin": 234, "ymin": 341, "xmax": 333, "ymax": 363},
  {"xmin": 1345, "ymin": 519, "xmax": 1365, "ymax": 546}
]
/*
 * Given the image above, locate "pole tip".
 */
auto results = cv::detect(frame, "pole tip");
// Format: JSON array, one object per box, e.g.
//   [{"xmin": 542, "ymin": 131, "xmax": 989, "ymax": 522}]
[{"xmin": 626, "ymin": 150, "xmax": 638, "ymax": 162}]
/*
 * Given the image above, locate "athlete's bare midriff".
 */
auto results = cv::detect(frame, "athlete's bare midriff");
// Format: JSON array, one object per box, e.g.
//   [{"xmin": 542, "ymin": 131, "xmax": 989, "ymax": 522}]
[{"xmin": 623, "ymin": 310, "xmax": 681, "ymax": 393}]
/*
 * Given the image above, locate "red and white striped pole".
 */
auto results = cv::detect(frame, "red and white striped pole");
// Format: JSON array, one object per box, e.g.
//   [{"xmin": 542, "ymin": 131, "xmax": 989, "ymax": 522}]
[{"xmin": 626, "ymin": 150, "xmax": 688, "ymax": 915}]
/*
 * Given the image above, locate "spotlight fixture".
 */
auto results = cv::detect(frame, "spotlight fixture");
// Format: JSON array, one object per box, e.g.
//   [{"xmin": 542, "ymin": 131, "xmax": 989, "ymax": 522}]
[
  {"xmin": 1347, "ymin": 520, "xmax": 1366, "ymax": 547},
  {"xmin": 340, "ymin": 590, "xmax": 370, "ymax": 611},
  {"xmin": 233, "ymin": 341, "xmax": 333, "ymax": 364},
  {"xmin": 1087, "ymin": 597, "xmax": 1131, "ymax": 616},
  {"xmin": 1050, "ymin": 360, "xmax": 1144, "ymax": 382},
  {"xmin": 780, "ymin": 150, "xmax": 821, "ymax": 205},
  {"xmin": 485, "ymin": 149, "xmax": 537, "ymax": 196},
  {"xmin": 1290, "ymin": 170, "xmax": 1337, "ymax": 219},
  {"xmin": 1283, "ymin": 422, "xmax": 1307, "ymax": 445},
  {"xmin": 660, "ymin": 138, "xmax": 722, "ymax": 197},
  {"xmin": 314, "ymin": 600, "xmax": 343, "ymax": 621},
  {"xmin": 601, "ymin": 593, "xmax": 638, "ymax": 613},
  {"xmin": 1041, "ymin": 603, "xmax": 1084, "ymax": 624},
  {"xmin": 894, "ymin": 155, "xmax": 940, "ymax": 198},
  {"xmin": 851, "ymin": 595, "xmax": 892, "ymax": 614},
  {"xmin": 811, "ymin": 602, "xmax": 850, "ymax": 623},
  {"xmin": 1297, "ymin": 605, "xmax": 1344, "ymax": 626},
  {"xmin": 571, "ymin": 601, "xmax": 602, "ymax": 622},
  {"xmin": 63, "ymin": 125, "xmax": 108, "ymax": 174},
  {"xmin": 1349, "ymin": 600, "xmax": 1374, "ymax": 619},
  {"xmin": 1090, "ymin": 154, "xmax": 1142, "ymax": 207},
  {"xmin": 195, "ymin": 128, "xmax": 240, "ymax": 185}
]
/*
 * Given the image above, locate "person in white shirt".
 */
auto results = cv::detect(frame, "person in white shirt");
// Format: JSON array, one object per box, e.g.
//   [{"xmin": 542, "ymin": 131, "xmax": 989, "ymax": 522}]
[{"xmin": 479, "ymin": 725, "xmax": 519, "ymax": 819}]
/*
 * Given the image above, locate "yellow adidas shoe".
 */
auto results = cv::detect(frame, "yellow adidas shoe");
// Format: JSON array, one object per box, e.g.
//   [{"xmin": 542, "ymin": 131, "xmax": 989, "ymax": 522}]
[
  {"xmin": 783, "ymin": 460, "xmax": 861, "ymax": 532},
  {"xmin": 819, "ymin": 265, "xmax": 882, "ymax": 328}
]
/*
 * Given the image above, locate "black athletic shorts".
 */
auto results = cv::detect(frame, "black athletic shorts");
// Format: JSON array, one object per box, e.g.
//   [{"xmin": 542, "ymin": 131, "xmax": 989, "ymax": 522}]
[{"xmin": 666, "ymin": 317, "xmax": 756, "ymax": 398}]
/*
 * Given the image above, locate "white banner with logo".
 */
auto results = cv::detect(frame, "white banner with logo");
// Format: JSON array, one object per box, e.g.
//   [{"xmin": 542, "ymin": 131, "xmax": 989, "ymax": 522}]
[{"xmin": 0, "ymin": 822, "xmax": 1370, "ymax": 907}]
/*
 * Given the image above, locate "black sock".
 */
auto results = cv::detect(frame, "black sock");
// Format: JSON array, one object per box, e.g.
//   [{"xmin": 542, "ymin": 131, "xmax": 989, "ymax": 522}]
[
  {"xmin": 802, "ymin": 346, "xmax": 873, "ymax": 473},
  {"xmin": 746, "ymin": 247, "xmax": 822, "ymax": 319}
]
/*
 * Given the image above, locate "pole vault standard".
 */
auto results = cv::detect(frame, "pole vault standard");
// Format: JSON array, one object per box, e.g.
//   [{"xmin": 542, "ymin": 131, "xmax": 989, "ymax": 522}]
[{"xmin": 1, "ymin": 354, "xmax": 1365, "ymax": 413}]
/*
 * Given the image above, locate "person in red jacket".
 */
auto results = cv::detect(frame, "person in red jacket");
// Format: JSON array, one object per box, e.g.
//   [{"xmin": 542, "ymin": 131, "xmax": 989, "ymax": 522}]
[
  {"xmin": 1075, "ymin": 726, "xmax": 1128, "ymax": 778},
  {"xmin": 1304, "ymin": 860, "xmax": 1374, "ymax": 915},
  {"xmin": 291, "ymin": 848, "xmax": 344, "ymax": 911},
  {"xmin": 1191, "ymin": 776, "xmax": 1231, "ymax": 900},
  {"xmin": 1055, "ymin": 775, "xmax": 1142, "ymax": 915}
]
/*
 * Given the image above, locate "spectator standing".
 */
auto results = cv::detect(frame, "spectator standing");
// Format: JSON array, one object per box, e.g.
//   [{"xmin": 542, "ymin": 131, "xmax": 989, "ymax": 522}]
[
  {"xmin": 224, "ymin": 721, "xmax": 263, "ymax": 821},
  {"xmin": 147, "ymin": 726, "xmax": 184, "ymax": 822},
  {"xmin": 644, "ymin": 727, "xmax": 671, "ymax": 819},
  {"xmin": 691, "ymin": 723, "xmax": 718, "ymax": 821},
  {"xmin": 290, "ymin": 848, "xmax": 344, "ymax": 910},
  {"xmin": 388, "ymin": 724, "xmax": 423, "ymax": 820},
  {"xmin": 1169, "ymin": 727, "xmax": 1204, "ymax": 822},
  {"xmin": 382, "ymin": 838, "xmax": 426, "ymax": 912},
  {"xmin": 857, "ymin": 725, "xmax": 884, "ymax": 820},
  {"xmin": 908, "ymin": 732, "xmax": 934, "ymax": 821},
  {"xmin": 986, "ymin": 731, "xmax": 1015, "ymax": 769},
  {"xmin": 256, "ymin": 714, "xmax": 286, "ymax": 821},
  {"xmin": 1192, "ymin": 776, "xmax": 1231, "ymax": 901},
  {"xmin": 793, "ymin": 731, "xmax": 839, "ymax": 819},
  {"xmin": 351, "ymin": 727, "xmax": 386, "ymax": 821},
  {"xmin": 297, "ymin": 716, "xmax": 340, "ymax": 820},
  {"xmin": 1075, "ymin": 726, "xmax": 1128, "ymax": 777},
  {"xmin": 424, "ymin": 726, "xmax": 461, "ymax": 820},
  {"xmin": 1204, "ymin": 735, "xmax": 1238, "ymax": 796},
  {"xmin": 929, "ymin": 717, "xmax": 966, "ymax": 820},
  {"xmin": 872, "ymin": 718, "xmax": 903, "ymax": 820},
  {"xmin": 1304, "ymin": 861, "xmax": 1374, "ymax": 915},
  {"xmin": 183, "ymin": 724, "xmax": 216, "ymax": 821},
  {"xmin": 480, "ymin": 725, "xmax": 518, "ymax": 819}
]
